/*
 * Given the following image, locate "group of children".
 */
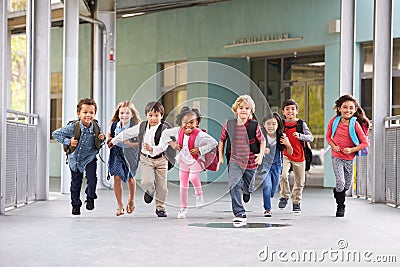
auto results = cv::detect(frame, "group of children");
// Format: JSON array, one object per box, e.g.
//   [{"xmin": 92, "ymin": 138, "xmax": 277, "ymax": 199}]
[{"xmin": 52, "ymin": 93, "xmax": 369, "ymax": 220}]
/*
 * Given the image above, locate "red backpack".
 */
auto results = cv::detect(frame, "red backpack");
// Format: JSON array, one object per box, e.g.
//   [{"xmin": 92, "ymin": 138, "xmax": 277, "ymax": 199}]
[{"xmin": 177, "ymin": 127, "xmax": 219, "ymax": 171}]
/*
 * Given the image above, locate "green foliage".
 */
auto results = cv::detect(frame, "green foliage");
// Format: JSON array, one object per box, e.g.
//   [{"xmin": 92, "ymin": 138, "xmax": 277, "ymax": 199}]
[{"xmin": 10, "ymin": 34, "xmax": 26, "ymax": 112}]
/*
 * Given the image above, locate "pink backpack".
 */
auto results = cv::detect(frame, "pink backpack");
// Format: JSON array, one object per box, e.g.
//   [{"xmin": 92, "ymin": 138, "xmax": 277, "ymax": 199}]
[{"xmin": 177, "ymin": 128, "xmax": 219, "ymax": 171}]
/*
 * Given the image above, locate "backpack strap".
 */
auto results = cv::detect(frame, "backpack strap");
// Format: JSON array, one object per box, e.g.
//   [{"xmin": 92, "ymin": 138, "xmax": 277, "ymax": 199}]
[
  {"xmin": 331, "ymin": 116, "xmax": 341, "ymax": 139},
  {"xmin": 137, "ymin": 121, "xmax": 147, "ymax": 149},
  {"xmin": 110, "ymin": 121, "xmax": 118, "ymax": 138},
  {"xmin": 92, "ymin": 119, "xmax": 102, "ymax": 150},
  {"xmin": 178, "ymin": 127, "xmax": 201, "ymax": 160},
  {"xmin": 247, "ymin": 120, "xmax": 260, "ymax": 154},
  {"xmin": 69, "ymin": 120, "xmax": 81, "ymax": 154},
  {"xmin": 348, "ymin": 117, "xmax": 360, "ymax": 145}
]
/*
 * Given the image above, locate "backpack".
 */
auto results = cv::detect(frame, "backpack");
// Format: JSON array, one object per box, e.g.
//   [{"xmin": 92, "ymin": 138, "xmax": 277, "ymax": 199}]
[
  {"xmin": 138, "ymin": 120, "xmax": 176, "ymax": 170},
  {"xmin": 284, "ymin": 119, "xmax": 313, "ymax": 171},
  {"xmin": 225, "ymin": 119, "xmax": 260, "ymax": 164},
  {"xmin": 63, "ymin": 119, "xmax": 102, "ymax": 163},
  {"xmin": 177, "ymin": 127, "xmax": 219, "ymax": 171},
  {"xmin": 331, "ymin": 116, "xmax": 368, "ymax": 156}
]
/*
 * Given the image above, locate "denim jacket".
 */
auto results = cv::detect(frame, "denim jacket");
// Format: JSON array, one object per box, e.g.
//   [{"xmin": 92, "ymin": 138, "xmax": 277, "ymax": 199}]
[{"xmin": 52, "ymin": 121, "xmax": 103, "ymax": 172}]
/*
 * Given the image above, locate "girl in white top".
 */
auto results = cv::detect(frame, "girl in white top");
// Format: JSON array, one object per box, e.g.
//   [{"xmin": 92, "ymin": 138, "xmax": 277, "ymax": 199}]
[{"xmin": 159, "ymin": 107, "xmax": 217, "ymax": 219}]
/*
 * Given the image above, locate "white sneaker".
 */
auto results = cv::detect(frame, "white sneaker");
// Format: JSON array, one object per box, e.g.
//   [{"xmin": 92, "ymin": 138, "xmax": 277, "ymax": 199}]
[
  {"xmin": 177, "ymin": 208, "xmax": 188, "ymax": 219},
  {"xmin": 196, "ymin": 195, "xmax": 204, "ymax": 208}
]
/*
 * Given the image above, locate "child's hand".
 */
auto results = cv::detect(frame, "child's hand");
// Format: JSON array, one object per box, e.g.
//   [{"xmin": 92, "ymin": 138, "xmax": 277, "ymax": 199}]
[
  {"xmin": 70, "ymin": 137, "xmax": 78, "ymax": 147},
  {"xmin": 264, "ymin": 147, "xmax": 271, "ymax": 154},
  {"xmin": 107, "ymin": 138, "xmax": 114, "ymax": 148},
  {"xmin": 332, "ymin": 145, "xmax": 340, "ymax": 152},
  {"xmin": 255, "ymin": 153, "xmax": 263, "ymax": 165},
  {"xmin": 190, "ymin": 147, "xmax": 200, "ymax": 155},
  {"xmin": 98, "ymin": 131, "xmax": 105, "ymax": 141},
  {"xmin": 280, "ymin": 136, "xmax": 290, "ymax": 146},
  {"xmin": 343, "ymin": 147, "xmax": 353, "ymax": 154},
  {"xmin": 143, "ymin": 143, "xmax": 153, "ymax": 153},
  {"xmin": 292, "ymin": 132, "xmax": 300, "ymax": 139}
]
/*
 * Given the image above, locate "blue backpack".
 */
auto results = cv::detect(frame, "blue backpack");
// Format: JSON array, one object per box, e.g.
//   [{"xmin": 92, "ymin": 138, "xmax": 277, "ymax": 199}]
[{"xmin": 331, "ymin": 116, "xmax": 368, "ymax": 156}]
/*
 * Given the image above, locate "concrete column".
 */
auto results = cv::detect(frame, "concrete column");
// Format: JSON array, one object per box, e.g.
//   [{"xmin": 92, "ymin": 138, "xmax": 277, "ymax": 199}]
[
  {"xmin": 372, "ymin": 0, "xmax": 392, "ymax": 203},
  {"xmin": 340, "ymin": 0, "xmax": 356, "ymax": 95},
  {"xmin": 32, "ymin": 0, "xmax": 51, "ymax": 200},
  {"xmin": 61, "ymin": 0, "xmax": 80, "ymax": 194},
  {"xmin": 0, "ymin": 0, "xmax": 8, "ymax": 214},
  {"xmin": 94, "ymin": 11, "xmax": 116, "ymax": 189}
]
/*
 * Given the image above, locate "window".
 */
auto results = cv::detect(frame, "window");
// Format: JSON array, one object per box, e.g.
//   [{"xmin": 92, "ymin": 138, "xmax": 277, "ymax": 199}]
[
  {"xmin": 361, "ymin": 41, "xmax": 400, "ymax": 117},
  {"xmin": 50, "ymin": 72, "xmax": 63, "ymax": 138},
  {"xmin": 160, "ymin": 61, "xmax": 187, "ymax": 126}
]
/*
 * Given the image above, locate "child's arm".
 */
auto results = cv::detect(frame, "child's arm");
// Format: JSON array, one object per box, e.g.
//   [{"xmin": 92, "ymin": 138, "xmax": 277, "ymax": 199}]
[
  {"xmin": 297, "ymin": 121, "xmax": 314, "ymax": 142},
  {"xmin": 109, "ymin": 124, "xmax": 140, "ymax": 148},
  {"xmin": 145, "ymin": 127, "xmax": 179, "ymax": 156},
  {"xmin": 281, "ymin": 134, "xmax": 293, "ymax": 156},
  {"xmin": 326, "ymin": 117, "xmax": 340, "ymax": 152},
  {"xmin": 52, "ymin": 123, "xmax": 74, "ymax": 146},
  {"xmin": 254, "ymin": 125, "xmax": 266, "ymax": 165},
  {"xmin": 217, "ymin": 123, "xmax": 228, "ymax": 167},
  {"xmin": 343, "ymin": 121, "xmax": 369, "ymax": 154},
  {"xmin": 194, "ymin": 131, "xmax": 218, "ymax": 156}
]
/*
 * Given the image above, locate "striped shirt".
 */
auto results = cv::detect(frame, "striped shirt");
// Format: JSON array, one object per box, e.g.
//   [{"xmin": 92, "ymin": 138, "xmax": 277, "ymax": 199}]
[{"xmin": 220, "ymin": 119, "xmax": 265, "ymax": 169}]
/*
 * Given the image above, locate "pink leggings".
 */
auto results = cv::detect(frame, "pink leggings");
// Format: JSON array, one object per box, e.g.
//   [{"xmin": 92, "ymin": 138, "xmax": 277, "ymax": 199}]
[{"xmin": 179, "ymin": 160, "xmax": 203, "ymax": 208}]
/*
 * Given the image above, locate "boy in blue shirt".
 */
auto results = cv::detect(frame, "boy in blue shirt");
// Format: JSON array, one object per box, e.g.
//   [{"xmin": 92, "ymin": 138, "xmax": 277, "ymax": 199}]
[{"xmin": 53, "ymin": 98, "xmax": 105, "ymax": 215}]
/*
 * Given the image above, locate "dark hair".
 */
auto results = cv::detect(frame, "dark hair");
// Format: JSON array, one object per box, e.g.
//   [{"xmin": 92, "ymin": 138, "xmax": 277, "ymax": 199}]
[
  {"xmin": 175, "ymin": 106, "xmax": 202, "ymax": 126},
  {"xmin": 334, "ymin": 94, "xmax": 370, "ymax": 131},
  {"xmin": 144, "ymin": 101, "xmax": 164, "ymax": 116},
  {"xmin": 77, "ymin": 98, "xmax": 97, "ymax": 113},
  {"xmin": 261, "ymin": 112, "xmax": 285, "ymax": 151},
  {"xmin": 282, "ymin": 99, "xmax": 299, "ymax": 110}
]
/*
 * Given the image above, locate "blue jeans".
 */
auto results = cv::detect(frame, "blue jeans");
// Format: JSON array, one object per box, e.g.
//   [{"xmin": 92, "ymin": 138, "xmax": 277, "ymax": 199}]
[
  {"xmin": 228, "ymin": 161, "xmax": 256, "ymax": 216},
  {"xmin": 260, "ymin": 161, "xmax": 282, "ymax": 211},
  {"xmin": 70, "ymin": 158, "xmax": 98, "ymax": 207}
]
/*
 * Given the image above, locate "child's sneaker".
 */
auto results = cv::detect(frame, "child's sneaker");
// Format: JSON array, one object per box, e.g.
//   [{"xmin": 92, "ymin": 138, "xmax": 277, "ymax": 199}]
[
  {"xmin": 85, "ymin": 198, "xmax": 95, "ymax": 211},
  {"xmin": 177, "ymin": 208, "xmax": 188, "ymax": 219},
  {"xmin": 195, "ymin": 195, "xmax": 204, "ymax": 208},
  {"xmin": 264, "ymin": 210, "xmax": 272, "ymax": 217},
  {"xmin": 233, "ymin": 213, "xmax": 247, "ymax": 222},
  {"xmin": 293, "ymin": 203, "xmax": 301, "ymax": 213},
  {"xmin": 243, "ymin": 193, "xmax": 250, "ymax": 203},
  {"xmin": 72, "ymin": 206, "xmax": 81, "ymax": 216},
  {"xmin": 278, "ymin": 198, "xmax": 288, "ymax": 209},
  {"xmin": 155, "ymin": 209, "xmax": 168, "ymax": 217}
]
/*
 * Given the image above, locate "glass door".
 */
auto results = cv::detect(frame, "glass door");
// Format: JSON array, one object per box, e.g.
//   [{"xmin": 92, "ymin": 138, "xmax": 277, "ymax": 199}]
[{"xmin": 282, "ymin": 79, "xmax": 324, "ymax": 149}]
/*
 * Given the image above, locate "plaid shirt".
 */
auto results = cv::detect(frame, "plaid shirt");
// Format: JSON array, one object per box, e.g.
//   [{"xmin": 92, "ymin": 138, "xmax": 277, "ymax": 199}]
[{"xmin": 220, "ymin": 120, "xmax": 264, "ymax": 169}]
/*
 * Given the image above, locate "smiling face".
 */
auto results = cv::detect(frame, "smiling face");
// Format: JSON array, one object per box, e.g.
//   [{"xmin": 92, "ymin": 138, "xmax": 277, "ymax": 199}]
[
  {"xmin": 282, "ymin": 104, "xmax": 298, "ymax": 121},
  {"xmin": 181, "ymin": 113, "xmax": 198, "ymax": 135},
  {"xmin": 338, "ymin": 100, "xmax": 357, "ymax": 120},
  {"xmin": 264, "ymin": 117, "xmax": 278, "ymax": 136},
  {"xmin": 235, "ymin": 102, "xmax": 252, "ymax": 122},
  {"xmin": 146, "ymin": 109, "xmax": 163, "ymax": 126},
  {"xmin": 77, "ymin": 104, "xmax": 96, "ymax": 127},
  {"xmin": 118, "ymin": 106, "xmax": 133, "ymax": 126}
]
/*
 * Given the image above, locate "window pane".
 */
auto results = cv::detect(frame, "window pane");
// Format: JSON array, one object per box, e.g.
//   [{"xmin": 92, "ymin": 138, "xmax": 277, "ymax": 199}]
[
  {"xmin": 360, "ymin": 78, "xmax": 372, "ymax": 119},
  {"xmin": 393, "ymin": 77, "xmax": 400, "ymax": 115},
  {"xmin": 393, "ymin": 41, "xmax": 400, "ymax": 71},
  {"xmin": 176, "ymin": 62, "xmax": 187, "ymax": 85},
  {"xmin": 363, "ymin": 43, "xmax": 373, "ymax": 73}
]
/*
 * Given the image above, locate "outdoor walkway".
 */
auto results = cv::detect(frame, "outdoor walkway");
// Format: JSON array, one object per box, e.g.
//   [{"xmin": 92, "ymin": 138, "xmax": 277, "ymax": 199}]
[{"xmin": 1, "ymin": 182, "xmax": 399, "ymax": 267}]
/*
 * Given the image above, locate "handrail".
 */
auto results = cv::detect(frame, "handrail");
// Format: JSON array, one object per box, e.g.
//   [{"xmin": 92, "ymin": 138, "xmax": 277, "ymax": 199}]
[
  {"xmin": 6, "ymin": 109, "xmax": 38, "ymax": 125},
  {"xmin": 384, "ymin": 115, "xmax": 400, "ymax": 127},
  {"xmin": 6, "ymin": 109, "xmax": 38, "ymax": 118}
]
